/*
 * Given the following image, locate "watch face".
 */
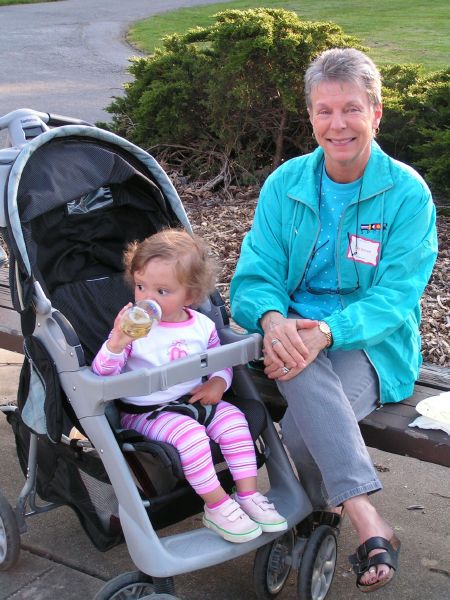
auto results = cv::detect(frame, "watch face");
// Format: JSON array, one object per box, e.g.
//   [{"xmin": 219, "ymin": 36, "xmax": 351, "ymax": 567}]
[
  {"xmin": 319, "ymin": 321, "xmax": 331, "ymax": 347},
  {"xmin": 320, "ymin": 322, "xmax": 329, "ymax": 334}
]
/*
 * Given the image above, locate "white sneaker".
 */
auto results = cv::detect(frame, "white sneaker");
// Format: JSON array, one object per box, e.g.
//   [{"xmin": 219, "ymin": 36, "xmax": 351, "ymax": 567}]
[
  {"xmin": 203, "ymin": 497, "xmax": 262, "ymax": 543},
  {"xmin": 235, "ymin": 492, "xmax": 288, "ymax": 532}
]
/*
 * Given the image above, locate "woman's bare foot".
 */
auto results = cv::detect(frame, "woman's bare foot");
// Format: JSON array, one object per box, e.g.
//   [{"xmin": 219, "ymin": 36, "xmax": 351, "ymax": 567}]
[{"xmin": 344, "ymin": 495, "xmax": 394, "ymax": 587}]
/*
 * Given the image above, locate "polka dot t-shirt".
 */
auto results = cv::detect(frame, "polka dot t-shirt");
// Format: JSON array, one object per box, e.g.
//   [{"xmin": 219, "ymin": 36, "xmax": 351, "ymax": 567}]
[{"xmin": 291, "ymin": 166, "xmax": 362, "ymax": 321}]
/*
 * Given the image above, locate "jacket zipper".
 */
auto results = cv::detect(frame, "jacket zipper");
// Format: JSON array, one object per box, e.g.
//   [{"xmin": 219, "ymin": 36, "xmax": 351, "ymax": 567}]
[{"xmin": 287, "ymin": 194, "xmax": 321, "ymax": 294}]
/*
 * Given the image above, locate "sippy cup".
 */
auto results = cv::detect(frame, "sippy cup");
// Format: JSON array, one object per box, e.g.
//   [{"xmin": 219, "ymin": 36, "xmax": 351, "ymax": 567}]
[{"xmin": 120, "ymin": 299, "xmax": 162, "ymax": 339}]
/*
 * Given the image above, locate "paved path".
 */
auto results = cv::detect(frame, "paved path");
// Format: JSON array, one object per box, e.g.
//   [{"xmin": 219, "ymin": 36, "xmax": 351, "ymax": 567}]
[{"xmin": 0, "ymin": 0, "xmax": 233, "ymax": 123}]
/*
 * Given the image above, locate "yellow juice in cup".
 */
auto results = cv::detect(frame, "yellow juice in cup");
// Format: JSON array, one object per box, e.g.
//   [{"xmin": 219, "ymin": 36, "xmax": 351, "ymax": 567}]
[{"xmin": 120, "ymin": 300, "xmax": 162, "ymax": 339}]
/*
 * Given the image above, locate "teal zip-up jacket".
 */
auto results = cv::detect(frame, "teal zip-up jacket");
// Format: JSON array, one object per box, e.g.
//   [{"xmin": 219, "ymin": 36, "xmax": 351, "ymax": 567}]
[{"xmin": 230, "ymin": 142, "xmax": 438, "ymax": 404}]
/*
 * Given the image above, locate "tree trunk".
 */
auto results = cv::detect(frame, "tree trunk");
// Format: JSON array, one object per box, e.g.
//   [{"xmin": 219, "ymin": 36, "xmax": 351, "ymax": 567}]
[{"xmin": 272, "ymin": 110, "xmax": 288, "ymax": 169}]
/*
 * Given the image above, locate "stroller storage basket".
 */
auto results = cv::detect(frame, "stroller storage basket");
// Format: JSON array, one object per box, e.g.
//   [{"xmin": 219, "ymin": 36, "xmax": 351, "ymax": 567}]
[{"xmin": 7, "ymin": 409, "xmax": 122, "ymax": 551}]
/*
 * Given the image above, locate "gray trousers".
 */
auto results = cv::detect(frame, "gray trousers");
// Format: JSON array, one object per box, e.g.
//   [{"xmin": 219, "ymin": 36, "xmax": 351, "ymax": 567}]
[{"xmin": 278, "ymin": 348, "xmax": 381, "ymax": 508}]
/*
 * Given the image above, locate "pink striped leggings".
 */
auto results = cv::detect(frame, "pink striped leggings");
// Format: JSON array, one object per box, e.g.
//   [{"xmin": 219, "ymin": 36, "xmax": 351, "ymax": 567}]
[{"xmin": 121, "ymin": 400, "xmax": 257, "ymax": 495}]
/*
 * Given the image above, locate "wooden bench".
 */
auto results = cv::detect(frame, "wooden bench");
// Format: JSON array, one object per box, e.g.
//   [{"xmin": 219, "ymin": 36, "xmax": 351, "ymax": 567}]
[
  {"xmin": 1, "ymin": 264, "xmax": 449, "ymax": 468},
  {"xmin": 0, "ymin": 265, "xmax": 24, "ymax": 354}
]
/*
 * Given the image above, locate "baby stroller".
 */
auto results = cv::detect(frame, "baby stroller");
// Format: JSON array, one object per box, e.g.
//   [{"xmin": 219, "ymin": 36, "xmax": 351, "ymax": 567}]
[{"xmin": 0, "ymin": 108, "xmax": 339, "ymax": 600}]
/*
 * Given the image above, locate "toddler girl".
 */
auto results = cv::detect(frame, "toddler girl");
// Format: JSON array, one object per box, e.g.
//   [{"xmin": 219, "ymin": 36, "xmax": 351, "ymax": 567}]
[{"xmin": 92, "ymin": 229, "xmax": 287, "ymax": 543}]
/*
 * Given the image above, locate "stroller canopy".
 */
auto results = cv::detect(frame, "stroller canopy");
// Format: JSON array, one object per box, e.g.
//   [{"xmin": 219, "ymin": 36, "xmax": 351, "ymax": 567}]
[
  {"xmin": 1, "ymin": 126, "xmax": 192, "ymax": 361},
  {"xmin": 2, "ymin": 125, "xmax": 191, "ymax": 299}
]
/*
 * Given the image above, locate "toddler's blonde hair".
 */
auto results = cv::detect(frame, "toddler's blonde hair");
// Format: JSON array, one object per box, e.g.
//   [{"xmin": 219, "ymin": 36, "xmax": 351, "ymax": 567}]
[{"xmin": 124, "ymin": 229, "xmax": 217, "ymax": 306}]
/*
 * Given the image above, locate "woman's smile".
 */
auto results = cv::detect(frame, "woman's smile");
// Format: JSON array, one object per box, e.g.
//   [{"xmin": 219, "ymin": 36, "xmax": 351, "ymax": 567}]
[{"xmin": 328, "ymin": 137, "xmax": 356, "ymax": 144}]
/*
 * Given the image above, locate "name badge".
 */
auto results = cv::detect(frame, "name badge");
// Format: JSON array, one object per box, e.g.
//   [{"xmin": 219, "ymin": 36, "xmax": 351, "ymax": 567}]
[{"xmin": 347, "ymin": 235, "xmax": 380, "ymax": 266}]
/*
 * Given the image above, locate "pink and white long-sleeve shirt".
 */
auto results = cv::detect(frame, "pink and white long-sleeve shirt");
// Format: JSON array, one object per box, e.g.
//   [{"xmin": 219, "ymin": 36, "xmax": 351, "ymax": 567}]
[{"xmin": 92, "ymin": 308, "xmax": 232, "ymax": 408}]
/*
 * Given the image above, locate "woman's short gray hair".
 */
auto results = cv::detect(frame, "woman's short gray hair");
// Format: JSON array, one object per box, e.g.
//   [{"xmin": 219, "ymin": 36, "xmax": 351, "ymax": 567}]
[{"xmin": 304, "ymin": 48, "xmax": 382, "ymax": 108}]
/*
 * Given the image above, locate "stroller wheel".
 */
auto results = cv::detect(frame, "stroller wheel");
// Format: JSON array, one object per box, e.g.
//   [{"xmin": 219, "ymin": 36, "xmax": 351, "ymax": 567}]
[
  {"xmin": 297, "ymin": 525, "xmax": 337, "ymax": 600},
  {"xmin": 0, "ymin": 490, "xmax": 21, "ymax": 571},
  {"xmin": 94, "ymin": 570, "xmax": 155, "ymax": 600},
  {"xmin": 253, "ymin": 528, "xmax": 295, "ymax": 598},
  {"xmin": 141, "ymin": 596, "xmax": 181, "ymax": 599}
]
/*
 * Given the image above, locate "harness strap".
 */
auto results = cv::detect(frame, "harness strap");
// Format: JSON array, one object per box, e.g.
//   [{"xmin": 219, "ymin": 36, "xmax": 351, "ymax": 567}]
[{"xmin": 116, "ymin": 395, "xmax": 217, "ymax": 428}]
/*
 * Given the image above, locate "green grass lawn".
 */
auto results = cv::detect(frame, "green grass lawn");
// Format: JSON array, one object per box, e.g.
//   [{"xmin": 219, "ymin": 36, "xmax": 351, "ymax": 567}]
[{"xmin": 129, "ymin": 0, "xmax": 449, "ymax": 72}]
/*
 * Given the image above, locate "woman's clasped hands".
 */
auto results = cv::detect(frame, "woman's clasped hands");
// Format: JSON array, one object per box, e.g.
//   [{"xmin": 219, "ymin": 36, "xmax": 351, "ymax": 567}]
[{"xmin": 262, "ymin": 312, "xmax": 330, "ymax": 381}]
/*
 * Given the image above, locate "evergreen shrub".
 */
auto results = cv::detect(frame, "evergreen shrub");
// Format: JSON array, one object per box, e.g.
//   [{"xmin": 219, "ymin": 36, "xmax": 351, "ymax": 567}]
[
  {"xmin": 379, "ymin": 65, "xmax": 449, "ymax": 204},
  {"xmin": 105, "ymin": 8, "xmax": 449, "ymax": 202},
  {"xmin": 105, "ymin": 9, "xmax": 361, "ymax": 181}
]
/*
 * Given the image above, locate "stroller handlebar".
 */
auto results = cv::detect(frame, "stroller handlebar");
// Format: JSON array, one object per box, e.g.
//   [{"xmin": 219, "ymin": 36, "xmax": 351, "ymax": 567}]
[
  {"xmin": 60, "ymin": 334, "xmax": 264, "ymax": 411},
  {"xmin": 0, "ymin": 108, "xmax": 93, "ymax": 148},
  {"xmin": 46, "ymin": 112, "xmax": 94, "ymax": 127}
]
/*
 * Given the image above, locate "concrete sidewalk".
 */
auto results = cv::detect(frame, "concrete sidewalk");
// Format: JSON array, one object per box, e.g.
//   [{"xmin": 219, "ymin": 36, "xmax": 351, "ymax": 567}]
[
  {"xmin": 1, "ymin": 348, "xmax": 449, "ymax": 600},
  {"xmin": 0, "ymin": 0, "xmax": 235, "ymax": 124}
]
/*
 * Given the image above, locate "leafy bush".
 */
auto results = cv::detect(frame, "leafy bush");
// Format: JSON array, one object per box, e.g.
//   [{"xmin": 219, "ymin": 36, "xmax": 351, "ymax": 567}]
[
  {"xmin": 105, "ymin": 8, "xmax": 361, "ymax": 182},
  {"xmin": 105, "ymin": 8, "xmax": 449, "ymax": 203},
  {"xmin": 379, "ymin": 65, "xmax": 450, "ymax": 204}
]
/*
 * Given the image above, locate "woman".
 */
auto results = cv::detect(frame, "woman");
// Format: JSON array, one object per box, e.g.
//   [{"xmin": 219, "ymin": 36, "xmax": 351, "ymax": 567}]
[{"xmin": 230, "ymin": 48, "xmax": 438, "ymax": 592}]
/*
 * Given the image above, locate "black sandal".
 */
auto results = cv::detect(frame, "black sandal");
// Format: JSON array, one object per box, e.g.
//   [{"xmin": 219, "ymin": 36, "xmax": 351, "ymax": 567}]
[{"xmin": 348, "ymin": 535, "xmax": 401, "ymax": 593}]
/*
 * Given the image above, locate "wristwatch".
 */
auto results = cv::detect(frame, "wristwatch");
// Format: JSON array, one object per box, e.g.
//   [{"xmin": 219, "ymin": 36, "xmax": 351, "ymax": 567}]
[{"xmin": 318, "ymin": 321, "xmax": 333, "ymax": 348}]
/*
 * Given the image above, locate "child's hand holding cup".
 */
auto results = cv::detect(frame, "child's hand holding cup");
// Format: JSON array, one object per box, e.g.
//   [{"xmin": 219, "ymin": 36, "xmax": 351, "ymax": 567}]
[{"xmin": 120, "ymin": 300, "xmax": 162, "ymax": 339}]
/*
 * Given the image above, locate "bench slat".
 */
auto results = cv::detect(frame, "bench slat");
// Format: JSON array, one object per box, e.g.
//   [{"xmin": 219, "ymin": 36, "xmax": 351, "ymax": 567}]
[
  {"xmin": 418, "ymin": 363, "xmax": 450, "ymax": 389},
  {"xmin": 0, "ymin": 285, "xmax": 12, "ymax": 308},
  {"xmin": 376, "ymin": 386, "xmax": 432, "ymax": 416},
  {"xmin": 360, "ymin": 406, "xmax": 450, "ymax": 468},
  {"xmin": 0, "ymin": 267, "xmax": 22, "ymax": 352},
  {"xmin": 0, "ymin": 266, "xmax": 12, "ymax": 309}
]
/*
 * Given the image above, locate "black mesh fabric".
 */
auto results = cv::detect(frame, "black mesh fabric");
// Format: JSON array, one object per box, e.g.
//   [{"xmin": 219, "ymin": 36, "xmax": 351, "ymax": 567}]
[
  {"xmin": 17, "ymin": 139, "xmax": 165, "ymax": 222},
  {"xmin": 51, "ymin": 273, "xmax": 134, "ymax": 363},
  {"xmin": 7, "ymin": 410, "xmax": 123, "ymax": 551}
]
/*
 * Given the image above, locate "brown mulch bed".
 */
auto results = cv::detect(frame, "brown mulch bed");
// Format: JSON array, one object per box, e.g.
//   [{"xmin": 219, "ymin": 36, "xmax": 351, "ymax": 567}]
[
  {"xmin": 175, "ymin": 174, "xmax": 450, "ymax": 368},
  {"xmin": 0, "ymin": 175, "xmax": 448, "ymax": 367}
]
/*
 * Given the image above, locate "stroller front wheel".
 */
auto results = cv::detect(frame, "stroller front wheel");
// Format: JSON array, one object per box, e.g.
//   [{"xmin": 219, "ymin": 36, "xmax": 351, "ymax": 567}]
[
  {"xmin": 0, "ymin": 490, "xmax": 21, "ymax": 571},
  {"xmin": 297, "ymin": 525, "xmax": 337, "ymax": 600},
  {"xmin": 94, "ymin": 570, "xmax": 155, "ymax": 600},
  {"xmin": 253, "ymin": 528, "xmax": 295, "ymax": 598}
]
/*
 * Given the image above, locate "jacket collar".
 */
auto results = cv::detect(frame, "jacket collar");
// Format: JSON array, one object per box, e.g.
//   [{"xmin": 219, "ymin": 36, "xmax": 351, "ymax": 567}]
[{"xmin": 287, "ymin": 141, "xmax": 394, "ymax": 208}]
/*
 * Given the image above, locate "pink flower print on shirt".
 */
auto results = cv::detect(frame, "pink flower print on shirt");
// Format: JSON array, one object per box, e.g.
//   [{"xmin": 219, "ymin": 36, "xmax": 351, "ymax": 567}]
[{"xmin": 168, "ymin": 340, "xmax": 189, "ymax": 361}]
